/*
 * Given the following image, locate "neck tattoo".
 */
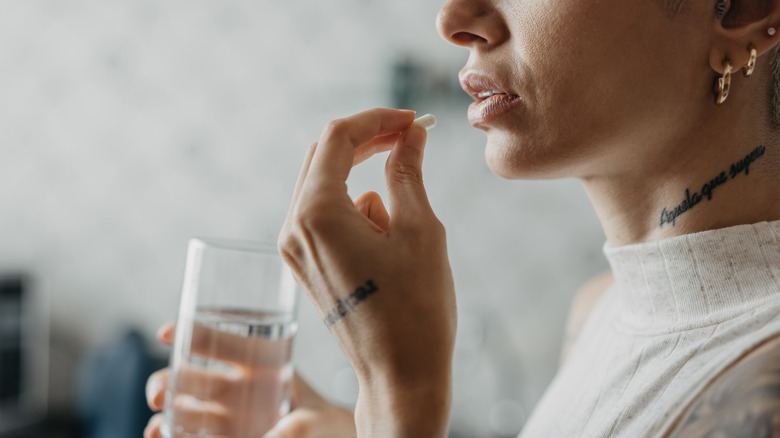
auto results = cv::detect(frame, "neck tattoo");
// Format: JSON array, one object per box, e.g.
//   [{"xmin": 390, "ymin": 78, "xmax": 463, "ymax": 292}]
[{"xmin": 659, "ymin": 145, "xmax": 767, "ymax": 228}]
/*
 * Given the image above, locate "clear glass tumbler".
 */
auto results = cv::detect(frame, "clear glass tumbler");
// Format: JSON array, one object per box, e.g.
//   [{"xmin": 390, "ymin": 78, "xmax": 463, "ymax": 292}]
[{"xmin": 162, "ymin": 238, "xmax": 298, "ymax": 438}]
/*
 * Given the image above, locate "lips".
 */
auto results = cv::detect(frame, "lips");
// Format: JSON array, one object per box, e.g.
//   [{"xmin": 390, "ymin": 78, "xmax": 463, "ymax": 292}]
[{"xmin": 460, "ymin": 72, "xmax": 522, "ymax": 127}]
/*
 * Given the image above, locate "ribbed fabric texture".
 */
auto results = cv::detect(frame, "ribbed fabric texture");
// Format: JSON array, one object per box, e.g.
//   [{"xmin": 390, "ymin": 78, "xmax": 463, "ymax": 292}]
[{"xmin": 519, "ymin": 220, "xmax": 780, "ymax": 438}]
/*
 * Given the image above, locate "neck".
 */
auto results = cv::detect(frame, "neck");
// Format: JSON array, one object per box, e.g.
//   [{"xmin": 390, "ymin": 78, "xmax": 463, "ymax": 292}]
[{"xmin": 581, "ymin": 77, "xmax": 780, "ymax": 246}]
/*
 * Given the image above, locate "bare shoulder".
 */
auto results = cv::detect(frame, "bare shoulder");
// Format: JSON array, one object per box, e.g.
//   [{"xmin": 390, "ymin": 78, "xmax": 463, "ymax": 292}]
[
  {"xmin": 560, "ymin": 271, "xmax": 614, "ymax": 366},
  {"xmin": 666, "ymin": 335, "xmax": 780, "ymax": 438}
]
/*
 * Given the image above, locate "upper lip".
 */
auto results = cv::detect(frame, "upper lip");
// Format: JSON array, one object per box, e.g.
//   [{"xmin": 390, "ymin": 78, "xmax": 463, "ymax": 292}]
[{"xmin": 459, "ymin": 71, "xmax": 518, "ymax": 101}]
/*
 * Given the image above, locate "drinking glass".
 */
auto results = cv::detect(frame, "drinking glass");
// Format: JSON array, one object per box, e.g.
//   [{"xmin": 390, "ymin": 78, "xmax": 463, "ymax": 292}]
[{"xmin": 162, "ymin": 238, "xmax": 298, "ymax": 438}]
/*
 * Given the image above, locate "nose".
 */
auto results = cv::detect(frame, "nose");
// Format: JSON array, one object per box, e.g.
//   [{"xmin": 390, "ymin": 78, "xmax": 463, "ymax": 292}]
[{"xmin": 436, "ymin": 0, "xmax": 507, "ymax": 48}]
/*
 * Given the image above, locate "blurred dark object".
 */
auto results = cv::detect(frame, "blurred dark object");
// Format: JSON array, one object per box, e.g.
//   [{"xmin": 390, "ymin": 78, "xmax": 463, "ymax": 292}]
[
  {"xmin": 391, "ymin": 57, "xmax": 421, "ymax": 110},
  {"xmin": 0, "ymin": 275, "xmax": 46, "ymax": 435},
  {"xmin": 0, "ymin": 413, "xmax": 82, "ymax": 438},
  {"xmin": 0, "ymin": 277, "xmax": 24, "ymax": 407},
  {"xmin": 389, "ymin": 56, "xmax": 469, "ymax": 112},
  {"xmin": 76, "ymin": 330, "xmax": 164, "ymax": 438}
]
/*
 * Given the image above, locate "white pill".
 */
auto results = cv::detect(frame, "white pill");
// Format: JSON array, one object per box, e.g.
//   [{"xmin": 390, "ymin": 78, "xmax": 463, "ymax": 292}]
[{"xmin": 414, "ymin": 114, "xmax": 437, "ymax": 130}]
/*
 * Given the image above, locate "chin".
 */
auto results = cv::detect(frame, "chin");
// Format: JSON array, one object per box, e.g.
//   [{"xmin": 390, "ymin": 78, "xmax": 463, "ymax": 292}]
[{"xmin": 483, "ymin": 133, "xmax": 565, "ymax": 180}]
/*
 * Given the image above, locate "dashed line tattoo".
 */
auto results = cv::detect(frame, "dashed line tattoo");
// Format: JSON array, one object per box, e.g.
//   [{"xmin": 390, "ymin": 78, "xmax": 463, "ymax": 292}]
[
  {"xmin": 323, "ymin": 280, "xmax": 378, "ymax": 328},
  {"xmin": 659, "ymin": 145, "xmax": 767, "ymax": 228}
]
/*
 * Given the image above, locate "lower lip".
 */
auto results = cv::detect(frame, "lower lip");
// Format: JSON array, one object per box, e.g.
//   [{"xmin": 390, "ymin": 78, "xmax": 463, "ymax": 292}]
[{"xmin": 467, "ymin": 94, "xmax": 523, "ymax": 126}]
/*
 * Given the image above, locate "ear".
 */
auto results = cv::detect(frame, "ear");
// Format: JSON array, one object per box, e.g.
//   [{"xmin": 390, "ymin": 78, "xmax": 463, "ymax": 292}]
[{"xmin": 709, "ymin": 0, "xmax": 780, "ymax": 73}]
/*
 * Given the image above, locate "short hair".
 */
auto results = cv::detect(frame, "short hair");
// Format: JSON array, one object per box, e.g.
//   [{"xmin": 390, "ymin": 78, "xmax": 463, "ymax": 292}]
[{"xmin": 769, "ymin": 46, "xmax": 780, "ymax": 128}]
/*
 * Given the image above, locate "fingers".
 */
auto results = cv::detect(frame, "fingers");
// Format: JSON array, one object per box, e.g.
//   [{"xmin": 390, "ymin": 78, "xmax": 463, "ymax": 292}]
[
  {"xmin": 147, "ymin": 365, "xmax": 291, "ymax": 435},
  {"xmin": 158, "ymin": 321, "xmax": 290, "ymax": 364},
  {"xmin": 144, "ymin": 413, "xmax": 165, "ymax": 438},
  {"xmin": 286, "ymin": 142, "xmax": 318, "ymax": 218},
  {"xmin": 176, "ymin": 362, "xmax": 290, "ymax": 407},
  {"xmin": 157, "ymin": 322, "xmax": 175, "ymax": 345},
  {"xmin": 147, "ymin": 368, "xmax": 169, "ymax": 410},
  {"xmin": 189, "ymin": 323, "xmax": 292, "ymax": 365},
  {"xmin": 166, "ymin": 396, "xmax": 233, "ymax": 436},
  {"xmin": 385, "ymin": 123, "xmax": 435, "ymax": 223},
  {"xmin": 161, "ymin": 322, "xmax": 292, "ymax": 365},
  {"xmin": 263, "ymin": 405, "xmax": 357, "ymax": 438},
  {"xmin": 308, "ymin": 108, "xmax": 416, "ymax": 185},
  {"xmin": 353, "ymin": 191, "xmax": 390, "ymax": 232},
  {"xmin": 352, "ymin": 133, "xmax": 402, "ymax": 166},
  {"xmin": 263, "ymin": 409, "xmax": 318, "ymax": 438}
]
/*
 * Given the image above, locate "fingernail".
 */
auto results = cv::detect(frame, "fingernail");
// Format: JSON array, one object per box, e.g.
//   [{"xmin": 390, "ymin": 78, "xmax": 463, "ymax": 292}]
[
  {"xmin": 157, "ymin": 323, "xmax": 174, "ymax": 342},
  {"xmin": 146, "ymin": 379, "xmax": 161, "ymax": 409}
]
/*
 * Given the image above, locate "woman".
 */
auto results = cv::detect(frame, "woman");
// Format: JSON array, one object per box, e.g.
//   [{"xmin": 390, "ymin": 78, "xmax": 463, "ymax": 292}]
[{"xmin": 145, "ymin": 0, "xmax": 780, "ymax": 436}]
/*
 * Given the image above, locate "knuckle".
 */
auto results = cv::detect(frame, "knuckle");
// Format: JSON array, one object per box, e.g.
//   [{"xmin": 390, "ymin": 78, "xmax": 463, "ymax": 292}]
[
  {"xmin": 305, "ymin": 142, "xmax": 317, "ymax": 157},
  {"xmin": 389, "ymin": 162, "xmax": 424, "ymax": 184},
  {"xmin": 277, "ymin": 228, "xmax": 295, "ymax": 255},
  {"xmin": 296, "ymin": 202, "xmax": 336, "ymax": 232},
  {"xmin": 433, "ymin": 219, "xmax": 447, "ymax": 241},
  {"xmin": 302, "ymin": 142, "xmax": 318, "ymax": 163},
  {"xmin": 321, "ymin": 119, "xmax": 348, "ymax": 140}
]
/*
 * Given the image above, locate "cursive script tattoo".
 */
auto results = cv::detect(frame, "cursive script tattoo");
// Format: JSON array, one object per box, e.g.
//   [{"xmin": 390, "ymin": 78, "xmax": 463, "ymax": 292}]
[
  {"xmin": 659, "ymin": 145, "xmax": 767, "ymax": 228},
  {"xmin": 667, "ymin": 337, "xmax": 780, "ymax": 438},
  {"xmin": 322, "ymin": 280, "xmax": 379, "ymax": 328}
]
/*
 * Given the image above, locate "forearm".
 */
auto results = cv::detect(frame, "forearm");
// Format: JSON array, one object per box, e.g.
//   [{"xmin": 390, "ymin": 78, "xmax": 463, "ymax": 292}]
[{"xmin": 355, "ymin": 370, "xmax": 452, "ymax": 438}]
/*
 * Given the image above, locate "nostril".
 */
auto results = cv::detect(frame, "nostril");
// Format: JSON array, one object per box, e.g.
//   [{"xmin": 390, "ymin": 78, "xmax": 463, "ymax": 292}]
[{"xmin": 451, "ymin": 31, "xmax": 488, "ymax": 45}]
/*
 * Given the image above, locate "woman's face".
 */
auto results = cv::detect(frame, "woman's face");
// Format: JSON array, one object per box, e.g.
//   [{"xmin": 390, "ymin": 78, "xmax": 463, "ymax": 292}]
[{"xmin": 437, "ymin": 0, "xmax": 714, "ymax": 180}]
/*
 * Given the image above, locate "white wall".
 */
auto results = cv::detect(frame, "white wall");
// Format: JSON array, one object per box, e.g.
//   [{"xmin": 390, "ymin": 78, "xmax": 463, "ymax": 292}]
[{"xmin": 0, "ymin": 1, "xmax": 607, "ymax": 435}]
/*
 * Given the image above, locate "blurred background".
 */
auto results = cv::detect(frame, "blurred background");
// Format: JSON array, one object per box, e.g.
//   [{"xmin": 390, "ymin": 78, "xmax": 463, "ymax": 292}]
[{"xmin": 0, "ymin": 1, "xmax": 608, "ymax": 437}]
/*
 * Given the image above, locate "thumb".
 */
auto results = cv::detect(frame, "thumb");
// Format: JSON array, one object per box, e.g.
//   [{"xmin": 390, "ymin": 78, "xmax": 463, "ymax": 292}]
[
  {"xmin": 262, "ymin": 410, "xmax": 317, "ymax": 438},
  {"xmin": 384, "ymin": 123, "xmax": 434, "ymax": 222},
  {"xmin": 353, "ymin": 191, "xmax": 390, "ymax": 232}
]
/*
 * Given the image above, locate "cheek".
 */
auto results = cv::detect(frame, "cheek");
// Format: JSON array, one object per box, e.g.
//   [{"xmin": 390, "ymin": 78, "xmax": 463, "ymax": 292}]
[
  {"xmin": 491, "ymin": 0, "xmax": 704, "ymax": 178},
  {"xmin": 484, "ymin": 3, "xmax": 623, "ymax": 177}
]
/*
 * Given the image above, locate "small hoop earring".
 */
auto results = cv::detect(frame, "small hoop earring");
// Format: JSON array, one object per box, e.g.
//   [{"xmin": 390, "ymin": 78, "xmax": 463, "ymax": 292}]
[
  {"xmin": 715, "ymin": 61, "xmax": 733, "ymax": 105},
  {"xmin": 769, "ymin": 27, "xmax": 777, "ymax": 36},
  {"xmin": 743, "ymin": 46, "xmax": 757, "ymax": 77}
]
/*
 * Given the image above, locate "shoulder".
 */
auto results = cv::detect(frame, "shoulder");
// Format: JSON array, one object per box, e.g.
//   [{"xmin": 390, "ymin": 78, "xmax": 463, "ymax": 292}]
[
  {"xmin": 667, "ymin": 335, "xmax": 780, "ymax": 438},
  {"xmin": 560, "ymin": 271, "xmax": 614, "ymax": 365}
]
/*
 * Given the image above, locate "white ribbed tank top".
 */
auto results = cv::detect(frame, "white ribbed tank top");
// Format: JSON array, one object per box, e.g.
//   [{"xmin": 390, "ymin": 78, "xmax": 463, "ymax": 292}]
[{"xmin": 519, "ymin": 220, "xmax": 780, "ymax": 437}]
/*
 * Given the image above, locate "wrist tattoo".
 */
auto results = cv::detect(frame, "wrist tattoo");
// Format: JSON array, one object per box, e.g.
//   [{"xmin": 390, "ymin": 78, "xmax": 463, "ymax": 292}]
[
  {"xmin": 659, "ymin": 145, "xmax": 767, "ymax": 228},
  {"xmin": 322, "ymin": 279, "xmax": 379, "ymax": 329}
]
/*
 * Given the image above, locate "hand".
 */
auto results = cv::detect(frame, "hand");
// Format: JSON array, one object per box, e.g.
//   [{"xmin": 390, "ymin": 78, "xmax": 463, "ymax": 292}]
[
  {"xmin": 278, "ymin": 108, "xmax": 457, "ymax": 437},
  {"xmin": 144, "ymin": 322, "xmax": 357, "ymax": 438}
]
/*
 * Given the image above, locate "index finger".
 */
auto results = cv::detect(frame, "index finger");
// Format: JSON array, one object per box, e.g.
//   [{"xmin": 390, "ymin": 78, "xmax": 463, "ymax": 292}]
[
  {"xmin": 161, "ymin": 322, "xmax": 292, "ymax": 366},
  {"xmin": 309, "ymin": 108, "xmax": 415, "ymax": 184}
]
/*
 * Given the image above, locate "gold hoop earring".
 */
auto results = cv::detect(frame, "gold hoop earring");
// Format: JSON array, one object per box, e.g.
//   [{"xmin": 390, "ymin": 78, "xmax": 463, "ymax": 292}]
[
  {"xmin": 743, "ymin": 46, "xmax": 757, "ymax": 77},
  {"xmin": 715, "ymin": 61, "xmax": 732, "ymax": 105}
]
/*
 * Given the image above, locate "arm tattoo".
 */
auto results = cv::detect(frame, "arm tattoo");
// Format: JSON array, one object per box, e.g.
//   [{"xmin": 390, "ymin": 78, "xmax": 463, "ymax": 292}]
[
  {"xmin": 322, "ymin": 279, "xmax": 378, "ymax": 328},
  {"xmin": 667, "ymin": 338, "xmax": 780, "ymax": 437},
  {"xmin": 659, "ymin": 145, "xmax": 767, "ymax": 228}
]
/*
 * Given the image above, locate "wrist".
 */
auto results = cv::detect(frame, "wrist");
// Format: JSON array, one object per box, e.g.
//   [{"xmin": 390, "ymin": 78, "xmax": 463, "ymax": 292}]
[{"xmin": 354, "ymin": 367, "xmax": 452, "ymax": 438}]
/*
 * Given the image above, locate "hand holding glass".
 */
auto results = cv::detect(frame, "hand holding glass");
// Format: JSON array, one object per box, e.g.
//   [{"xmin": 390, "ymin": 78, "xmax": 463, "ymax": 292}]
[{"xmin": 162, "ymin": 238, "xmax": 298, "ymax": 438}]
